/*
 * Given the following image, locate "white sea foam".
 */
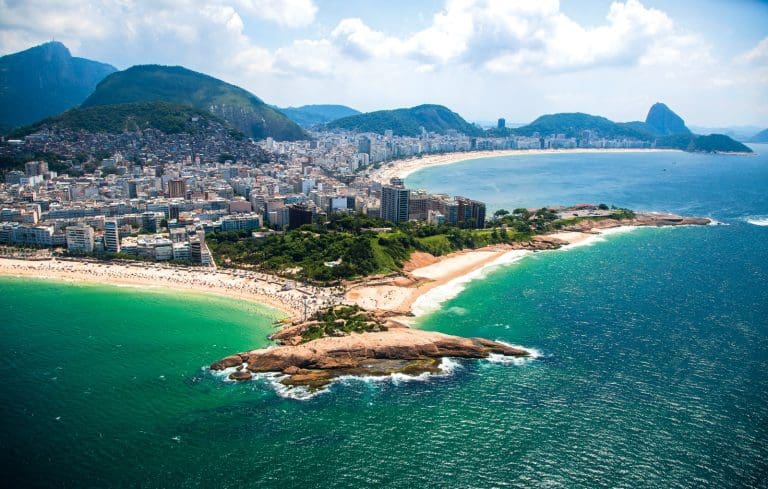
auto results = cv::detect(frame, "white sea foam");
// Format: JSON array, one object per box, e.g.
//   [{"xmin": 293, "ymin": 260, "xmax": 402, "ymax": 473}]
[
  {"xmin": 411, "ymin": 250, "xmax": 531, "ymax": 317},
  {"xmin": 746, "ymin": 217, "xmax": 768, "ymax": 226},
  {"xmin": 486, "ymin": 341, "xmax": 542, "ymax": 366},
  {"xmin": 208, "ymin": 357, "xmax": 464, "ymax": 400}
]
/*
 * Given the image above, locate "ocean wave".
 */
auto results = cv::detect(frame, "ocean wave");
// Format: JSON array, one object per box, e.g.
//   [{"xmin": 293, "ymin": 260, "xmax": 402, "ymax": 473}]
[
  {"xmin": 486, "ymin": 341, "xmax": 542, "ymax": 366},
  {"xmin": 745, "ymin": 216, "xmax": 768, "ymax": 226},
  {"xmin": 206, "ymin": 357, "xmax": 463, "ymax": 400},
  {"xmin": 411, "ymin": 250, "xmax": 531, "ymax": 317}
]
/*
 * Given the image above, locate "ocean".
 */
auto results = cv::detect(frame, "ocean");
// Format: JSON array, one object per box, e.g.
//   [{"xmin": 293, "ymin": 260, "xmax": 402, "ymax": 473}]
[{"xmin": 2, "ymin": 146, "xmax": 767, "ymax": 488}]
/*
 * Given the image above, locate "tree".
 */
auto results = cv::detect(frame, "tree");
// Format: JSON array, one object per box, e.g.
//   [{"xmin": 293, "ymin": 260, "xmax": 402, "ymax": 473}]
[{"xmin": 494, "ymin": 209, "xmax": 510, "ymax": 217}]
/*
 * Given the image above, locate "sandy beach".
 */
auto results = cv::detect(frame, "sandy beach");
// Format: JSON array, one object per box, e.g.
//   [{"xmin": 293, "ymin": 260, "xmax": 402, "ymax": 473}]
[
  {"xmin": 369, "ymin": 148, "xmax": 679, "ymax": 184},
  {"xmin": 346, "ymin": 229, "xmax": 611, "ymax": 320},
  {"xmin": 0, "ymin": 257, "xmax": 339, "ymax": 319}
]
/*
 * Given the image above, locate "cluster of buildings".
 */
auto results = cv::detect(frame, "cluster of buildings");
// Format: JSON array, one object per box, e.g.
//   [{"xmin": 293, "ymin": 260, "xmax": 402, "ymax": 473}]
[{"xmin": 1, "ymin": 117, "xmax": 645, "ymax": 264}]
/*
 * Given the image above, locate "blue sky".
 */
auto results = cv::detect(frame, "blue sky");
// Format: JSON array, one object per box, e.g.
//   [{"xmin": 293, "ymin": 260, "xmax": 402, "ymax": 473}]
[{"xmin": 1, "ymin": 0, "xmax": 766, "ymax": 126}]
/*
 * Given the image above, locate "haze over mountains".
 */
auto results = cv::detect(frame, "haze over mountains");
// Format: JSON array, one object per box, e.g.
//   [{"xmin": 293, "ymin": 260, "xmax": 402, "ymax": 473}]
[
  {"xmin": 326, "ymin": 104, "xmax": 484, "ymax": 137},
  {"xmin": 277, "ymin": 105, "xmax": 360, "ymax": 128},
  {"xmin": 0, "ymin": 41, "xmax": 758, "ymax": 152}
]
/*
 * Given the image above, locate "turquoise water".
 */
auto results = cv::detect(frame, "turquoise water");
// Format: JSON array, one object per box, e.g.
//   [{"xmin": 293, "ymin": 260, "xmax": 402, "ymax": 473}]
[{"xmin": 2, "ymin": 146, "xmax": 768, "ymax": 487}]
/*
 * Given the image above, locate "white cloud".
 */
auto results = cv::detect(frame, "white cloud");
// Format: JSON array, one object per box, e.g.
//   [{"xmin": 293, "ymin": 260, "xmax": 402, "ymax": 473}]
[
  {"xmin": 738, "ymin": 36, "xmax": 768, "ymax": 65},
  {"xmin": 327, "ymin": 0, "xmax": 709, "ymax": 74},
  {"xmin": 235, "ymin": 0, "xmax": 317, "ymax": 28}
]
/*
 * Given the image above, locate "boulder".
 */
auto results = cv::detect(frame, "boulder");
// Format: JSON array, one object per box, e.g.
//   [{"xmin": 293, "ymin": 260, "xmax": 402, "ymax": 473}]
[
  {"xmin": 228, "ymin": 369, "xmax": 253, "ymax": 381},
  {"xmin": 210, "ymin": 354, "xmax": 244, "ymax": 371}
]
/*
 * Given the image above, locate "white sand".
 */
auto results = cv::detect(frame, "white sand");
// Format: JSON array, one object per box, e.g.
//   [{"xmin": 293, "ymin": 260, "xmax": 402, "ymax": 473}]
[{"xmin": 0, "ymin": 257, "xmax": 339, "ymax": 319}]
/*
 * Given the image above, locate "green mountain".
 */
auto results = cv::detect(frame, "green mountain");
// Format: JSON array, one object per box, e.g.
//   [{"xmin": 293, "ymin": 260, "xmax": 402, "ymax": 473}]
[
  {"xmin": 0, "ymin": 41, "xmax": 116, "ymax": 132},
  {"xmin": 644, "ymin": 102, "xmax": 691, "ymax": 135},
  {"xmin": 326, "ymin": 104, "xmax": 483, "ymax": 136},
  {"xmin": 513, "ymin": 113, "xmax": 651, "ymax": 140},
  {"xmin": 81, "ymin": 65, "xmax": 306, "ymax": 141},
  {"xmin": 277, "ymin": 104, "xmax": 360, "ymax": 127},
  {"xmin": 11, "ymin": 101, "xmax": 231, "ymax": 137},
  {"xmin": 747, "ymin": 128, "xmax": 768, "ymax": 143},
  {"xmin": 666, "ymin": 134, "xmax": 752, "ymax": 153}
]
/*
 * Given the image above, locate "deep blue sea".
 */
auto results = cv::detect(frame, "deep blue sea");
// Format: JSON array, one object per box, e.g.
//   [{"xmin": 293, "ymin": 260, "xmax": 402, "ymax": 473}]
[{"xmin": 1, "ymin": 146, "xmax": 767, "ymax": 488}]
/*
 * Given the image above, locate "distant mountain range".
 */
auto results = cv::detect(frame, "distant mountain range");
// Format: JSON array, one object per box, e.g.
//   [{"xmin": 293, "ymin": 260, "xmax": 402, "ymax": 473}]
[
  {"xmin": 80, "ymin": 65, "xmax": 306, "ymax": 141},
  {"xmin": 0, "ymin": 41, "xmax": 755, "ymax": 153},
  {"xmin": 746, "ymin": 128, "xmax": 768, "ymax": 143},
  {"xmin": 326, "ymin": 104, "xmax": 484, "ymax": 137},
  {"xmin": 0, "ymin": 41, "xmax": 116, "ymax": 132},
  {"xmin": 502, "ymin": 103, "xmax": 750, "ymax": 153},
  {"xmin": 277, "ymin": 105, "xmax": 360, "ymax": 127}
]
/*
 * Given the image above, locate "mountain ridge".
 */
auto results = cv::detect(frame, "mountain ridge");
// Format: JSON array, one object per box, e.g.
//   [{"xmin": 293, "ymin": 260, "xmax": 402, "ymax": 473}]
[
  {"xmin": 81, "ymin": 65, "xmax": 306, "ymax": 141},
  {"xmin": 277, "ymin": 104, "xmax": 360, "ymax": 127},
  {"xmin": 0, "ymin": 41, "xmax": 116, "ymax": 131},
  {"xmin": 325, "ymin": 104, "xmax": 483, "ymax": 136}
]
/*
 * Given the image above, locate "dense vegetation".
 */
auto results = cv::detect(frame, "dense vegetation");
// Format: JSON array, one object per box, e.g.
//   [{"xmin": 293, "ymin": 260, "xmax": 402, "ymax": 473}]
[
  {"xmin": 9, "ymin": 101, "xmax": 228, "ymax": 137},
  {"xmin": 690, "ymin": 134, "xmax": 752, "ymax": 153},
  {"xmin": 0, "ymin": 42, "xmax": 116, "ymax": 132},
  {"xmin": 81, "ymin": 65, "xmax": 307, "ymax": 141},
  {"xmin": 512, "ymin": 113, "xmax": 651, "ymax": 140},
  {"xmin": 655, "ymin": 133, "xmax": 752, "ymax": 153},
  {"xmin": 0, "ymin": 149, "xmax": 72, "ymax": 175},
  {"xmin": 326, "ymin": 104, "xmax": 483, "ymax": 137},
  {"xmin": 277, "ymin": 105, "xmax": 361, "ymax": 127},
  {"xmin": 207, "ymin": 209, "xmax": 634, "ymax": 284},
  {"xmin": 302, "ymin": 305, "xmax": 386, "ymax": 342}
]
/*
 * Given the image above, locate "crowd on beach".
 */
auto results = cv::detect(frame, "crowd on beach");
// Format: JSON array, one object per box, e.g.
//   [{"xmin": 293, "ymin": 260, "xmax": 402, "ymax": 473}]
[{"xmin": 0, "ymin": 258, "xmax": 342, "ymax": 319}]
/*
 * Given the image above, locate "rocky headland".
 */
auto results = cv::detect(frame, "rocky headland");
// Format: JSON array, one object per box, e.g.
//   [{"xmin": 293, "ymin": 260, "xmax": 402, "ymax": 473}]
[
  {"xmin": 210, "ymin": 306, "xmax": 529, "ymax": 390},
  {"xmin": 211, "ymin": 211, "xmax": 710, "ymax": 393}
]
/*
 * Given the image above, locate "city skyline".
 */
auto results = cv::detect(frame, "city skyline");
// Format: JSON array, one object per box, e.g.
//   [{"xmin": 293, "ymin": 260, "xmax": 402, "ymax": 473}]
[{"xmin": 1, "ymin": 0, "xmax": 767, "ymax": 127}]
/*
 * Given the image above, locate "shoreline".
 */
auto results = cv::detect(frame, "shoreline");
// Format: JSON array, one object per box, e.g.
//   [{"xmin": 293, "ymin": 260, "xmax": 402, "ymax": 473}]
[
  {"xmin": 369, "ymin": 148, "xmax": 680, "ymax": 184},
  {"xmin": 345, "ymin": 232, "xmax": 602, "ymax": 322},
  {"xmin": 0, "ymin": 258, "xmax": 337, "ymax": 320}
]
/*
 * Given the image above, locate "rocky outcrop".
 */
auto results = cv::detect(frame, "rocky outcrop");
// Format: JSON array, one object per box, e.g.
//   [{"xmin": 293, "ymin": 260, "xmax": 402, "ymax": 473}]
[
  {"xmin": 561, "ymin": 213, "xmax": 709, "ymax": 233},
  {"xmin": 211, "ymin": 328, "xmax": 529, "ymax": 390}
]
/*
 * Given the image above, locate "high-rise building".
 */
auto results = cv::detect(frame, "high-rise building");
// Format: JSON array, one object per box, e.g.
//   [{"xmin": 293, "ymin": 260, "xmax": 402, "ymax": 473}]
[
  {"xmin": 381, "ymin": 179, "xmax": 410, "ymax": 223},
  {"xmin": 455, "ymin": 196, "xmax": 486, "ymax": 228},
  {"xmin": 104, "ymin": 220, "xmax": 120, "ymax": 253},
  {"xmin": 141, "ymin": 211, "xmax": 161, "ymax": 233},
  {"xmin": 357, "ymin": 136, "xmax": 371, "ymax": 155},
  {"xmin": 168, "ymin": 178, "xmax": 186, "ymax": 199},
  {"xmin": 127, "ymin": 180, "xmax": 138, "ymax": 199},
  {"xmin": 66, "ymin": 225, "xmax": 95, "ymax": 253},
  {"xmin": 288, "ymin": 204, "xmax": 313, "ymax": 229},
  {"xmin": 408, "ymin": 190, "xmax": 430, "ymax": 221},
  {"xmin": 497, "ymin": 118, "xmax": 506, "ymax": 130}
]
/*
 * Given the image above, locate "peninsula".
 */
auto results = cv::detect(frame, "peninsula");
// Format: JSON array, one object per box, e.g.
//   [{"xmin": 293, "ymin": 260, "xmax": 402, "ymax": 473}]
[{"xmin": 209, "ymin": 210, "xmax": 710, "ymax": 393}]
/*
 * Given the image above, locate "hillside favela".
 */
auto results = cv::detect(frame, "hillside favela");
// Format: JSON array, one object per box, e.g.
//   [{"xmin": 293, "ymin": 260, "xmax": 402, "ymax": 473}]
[{"xmin": 1, "ymin": 1, "xmax": 766, "ymax": 488}]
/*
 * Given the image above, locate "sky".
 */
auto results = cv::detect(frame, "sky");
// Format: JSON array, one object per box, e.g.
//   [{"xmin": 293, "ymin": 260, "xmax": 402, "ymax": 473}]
[{"xmin": 1, "ymin": 0, "xmax": 767, "ymax": 126}]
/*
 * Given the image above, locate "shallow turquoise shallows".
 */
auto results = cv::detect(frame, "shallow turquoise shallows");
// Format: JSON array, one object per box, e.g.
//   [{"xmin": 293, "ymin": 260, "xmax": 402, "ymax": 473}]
[{"xmin": 2, "ymin": 146, "xmax": 768, "ymax": 488}]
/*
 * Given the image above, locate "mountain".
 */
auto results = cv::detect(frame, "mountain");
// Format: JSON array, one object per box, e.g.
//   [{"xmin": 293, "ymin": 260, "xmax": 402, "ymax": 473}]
[
  {"xmin": 11, "ymin": 101, "xmax": 230, "ymax": 137},
  {"xmin": 644, "ymin": 102, "xmax": 691, "ymax": 136},
  {"xmin": 0, "ymin": 41, "xmax": 116, "ymax": 132},
  {"xmin": 325, "ymin": 104, "xmax": 483, "ymax": 136},
  {"xmin": 277, "ymin": 104, "xmax": 360, "ymax": 127},
  {"xmin": 746, "ymin": 128, "xmax": 768, "ymax": 143},
  {"xmin": 513, "ymin": 113, "xmax": 651, "ymax": 140},
  {"xmin": 689, "ymin": 125, "xmax": 763, "ymax": 142},
  {"xmin": 81, "ymin": 65, "xmax": 306, "ymax": 141}
]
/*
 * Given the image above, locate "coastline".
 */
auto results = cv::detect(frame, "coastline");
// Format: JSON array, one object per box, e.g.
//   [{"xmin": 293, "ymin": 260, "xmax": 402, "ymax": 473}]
[
  {"xmin": 346, "ymin": 227, "xmax": 644, "ymax": 323},
  {"xmin": 369, "ymin": 148, "xmax": 680, "ymax": 184},
  {"xmin": 0, "ymin": 258, "xmax": 335, "ymax": 320}
]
